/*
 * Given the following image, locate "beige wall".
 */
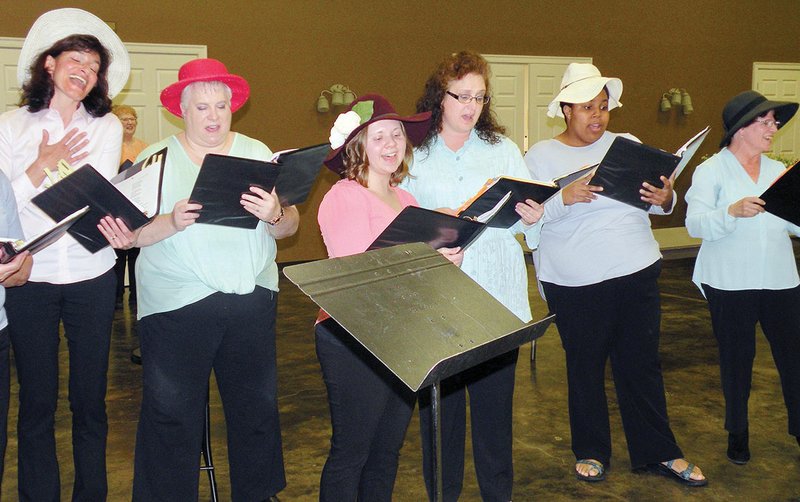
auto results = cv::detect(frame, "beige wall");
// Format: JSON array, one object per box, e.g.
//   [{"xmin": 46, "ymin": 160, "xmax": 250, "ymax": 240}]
[{"xmin": 5, "ymin": 1, "xmax": 800, "ymax": 262}]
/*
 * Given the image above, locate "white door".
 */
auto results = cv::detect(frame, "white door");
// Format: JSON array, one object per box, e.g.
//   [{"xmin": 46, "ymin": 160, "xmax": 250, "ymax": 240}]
[
  {"xmin": 115, "ymin": 42, "xmax": 206, "ymax": 144},
  {"xmin": 0, "ymin": 38, "xmax": 24, "ymax": 113},
  {"xmin": 0, "ymin": 37, "xmax": 205, "ymax": 144},
  {"xmin": 753, "ymin": 62, "xmax": 800, "ymax": 159},
  {"xmin": 485, "ymin": 54, "xmax": 592, "ymax": 153},
  {"xmin": 490, "ymin": 63, "xmax": 526, "ymax": 149}
]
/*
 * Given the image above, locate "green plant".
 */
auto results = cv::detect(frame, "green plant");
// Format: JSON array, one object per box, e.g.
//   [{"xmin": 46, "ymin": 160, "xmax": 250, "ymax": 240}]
[{"xmin": 765, "ymin": 153, "xmax": 798, "ymax": 167}]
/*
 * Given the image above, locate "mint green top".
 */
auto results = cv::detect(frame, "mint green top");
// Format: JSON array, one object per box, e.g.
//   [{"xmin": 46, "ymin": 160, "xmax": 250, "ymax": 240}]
[{"xmin": 135, "ymin": 134, "xmax": 278, "ymax": 319}]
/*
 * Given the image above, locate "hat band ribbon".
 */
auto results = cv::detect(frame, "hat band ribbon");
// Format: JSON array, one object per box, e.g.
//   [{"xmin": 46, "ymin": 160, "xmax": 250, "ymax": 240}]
[
  {"xmin": 727, "ymin": 95, "xmax": 767, "ymax": 129},
  {"xmin": 561, "ymin": 74, "xmax": 603, "ymax": 91}
]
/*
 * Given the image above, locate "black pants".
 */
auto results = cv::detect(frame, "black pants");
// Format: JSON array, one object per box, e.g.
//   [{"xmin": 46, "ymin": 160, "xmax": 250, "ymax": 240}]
[
  {"xmin": 315, "ymin": 319, "xmax": 415, "ymax": 501},
  {"xmin": 418, "ymin": 348, "xmax": 519, "ymax": 502},
  {"xmin": 5, "ymin": 270, "xmax": 116, "ymax": 502},
  {"xmin": 133, "ymin": 287, "xmax": 286, "ymax": 502},
  {"xmin": 0, "ymin": 326, "xmax": 9, "ymax": 491},
  {"xmin": 542, "ymin": 260, "xmax": 683, "ymax": 468},
  {"xmin": 113, "ymin": 247, "xmax": 139, "ymax": 300},
  {"xmin": 702, "ymin": 284, "xmax": 800, "ymax": 437}
]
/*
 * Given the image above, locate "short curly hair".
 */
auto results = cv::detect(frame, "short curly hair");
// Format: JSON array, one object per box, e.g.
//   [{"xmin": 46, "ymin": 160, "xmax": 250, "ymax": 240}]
[
  {"xmin": 19, "ymin": 34, "xmax": 112, "ymax": 117},
  {"xmin": 112, "ymin": 104, "xmax": 137, "ymax": 118},
  {"xmin": 415, "ymin": 50, "xmax": 505, "ymax": 152}
]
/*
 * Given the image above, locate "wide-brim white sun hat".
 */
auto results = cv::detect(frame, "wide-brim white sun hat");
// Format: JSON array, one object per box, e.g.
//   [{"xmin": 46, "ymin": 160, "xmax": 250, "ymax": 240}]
[
  {"xmin": 547, "ymin": 63, "xmax": 623, "ymax": 118},
  {"xmin": 17, "ymin": 8, "xmax": 130, "ymax": 99}
]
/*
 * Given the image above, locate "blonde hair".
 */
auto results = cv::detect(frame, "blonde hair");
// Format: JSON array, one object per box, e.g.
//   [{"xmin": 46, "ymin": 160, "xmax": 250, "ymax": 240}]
[{"xmin": 112, "ymin": 104, "xmax": 137, "ymax": 118}]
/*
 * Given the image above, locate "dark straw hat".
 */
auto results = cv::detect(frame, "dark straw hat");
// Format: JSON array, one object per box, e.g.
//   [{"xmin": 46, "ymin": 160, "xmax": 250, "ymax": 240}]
[
  {"xmin": 324, "ymin": 94, "xmax": 431, "ymax": 174},
  {"xmin": 720, "ymin": 90, "xmax": 798, "ymax": 147}
]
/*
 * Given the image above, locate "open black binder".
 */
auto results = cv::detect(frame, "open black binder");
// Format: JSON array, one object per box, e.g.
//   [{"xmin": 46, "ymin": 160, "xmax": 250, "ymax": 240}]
[
  {"xmin": 368, "ymin": 206, "xmax": 487, "ymax": 251},
  {"xmin": 189, "ymin": 154, "xmax": 281, "ymax": 228},
  {"xmin": 32, "ymin": 165, "xmax": 154, "ymax": 253},
  {"xmin": 0, "ymin": 206, "xmax": 89, "ymax": 263},
  {"xmin": 458, "ymin": 177, "xmax": 559, "ymax": 228},
  {"xmin": 589, "ymin": 136, "xmax": 681, "ymax": 210},
  {"xmin": 761, "ymin": 159, "xmax": 800, "ymax": 226},
  {"xmin": 589, "ymin": 127, "xmax": 710, "ymax": 211},
  {"xmin": 272, "ymin": 143, "xmax": 328, "ymax": 206}
]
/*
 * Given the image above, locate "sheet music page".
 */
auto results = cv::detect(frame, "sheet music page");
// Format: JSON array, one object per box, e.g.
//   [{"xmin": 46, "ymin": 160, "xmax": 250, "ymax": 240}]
[{"xmin": 111, "ymin": 148, "xmax": 167, "ymax": 217}]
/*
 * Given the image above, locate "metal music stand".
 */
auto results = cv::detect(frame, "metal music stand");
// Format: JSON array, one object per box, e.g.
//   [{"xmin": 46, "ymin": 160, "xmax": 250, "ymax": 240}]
[{"xmin": 284, "ymin": 243, "xmax": 553, "ymax": 502}]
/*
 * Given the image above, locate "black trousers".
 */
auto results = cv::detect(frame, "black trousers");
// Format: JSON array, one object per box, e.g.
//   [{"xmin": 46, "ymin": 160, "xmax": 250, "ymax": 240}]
[
  {"xmin": 133, "ymin": 287, "xmax": 286, "ymax": 502},
  {"xmin": 702, "ymin": 284, "xmax": 800, "ymax": 437},
  {"xmin": 5, "ymin": 270, "xmax": 116, "ymax": 502},
  {"xmin": 542, "ymin": 260, "xmax": 683, "ymax": 469},
  {"xmin": 418, "ymin": 348, "xmax": 519, "ymax": 502},
  {"xmin": 0, "ymin": 326, "xmax": 9, "ymax": 491},
  {"xmin": 113, "ymin": 247, "xmax": 139, "ymax": 300},
  {"xmin": 315, "ymin": 319, "xmax": 415, "ymax": 502}
]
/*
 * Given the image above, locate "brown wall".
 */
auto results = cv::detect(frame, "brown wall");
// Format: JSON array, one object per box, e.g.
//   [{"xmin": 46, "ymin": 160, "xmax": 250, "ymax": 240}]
[{"xmin": 5, "ymin": 0, "xmax": 800, "ymax": 262}]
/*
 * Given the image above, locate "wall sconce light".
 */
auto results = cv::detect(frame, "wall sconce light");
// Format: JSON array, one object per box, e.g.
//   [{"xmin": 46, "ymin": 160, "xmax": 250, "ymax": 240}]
[
  {"xmin": 660, "ymin": 88, "xmax": 693, "ymax": 115},
  {"xmin": 317, "ymin": 84, "xmax": 357, "ymax": 113}
]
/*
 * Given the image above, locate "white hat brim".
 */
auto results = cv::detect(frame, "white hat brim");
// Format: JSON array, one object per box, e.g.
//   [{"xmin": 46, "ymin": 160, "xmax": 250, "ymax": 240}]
[
  {"xmin": 17, "ymin": 8, "xmax": 130, "ymax": 99},
  {"xmin": 547, "ymin": 76, "xmax": 623, "ymax": 118}
]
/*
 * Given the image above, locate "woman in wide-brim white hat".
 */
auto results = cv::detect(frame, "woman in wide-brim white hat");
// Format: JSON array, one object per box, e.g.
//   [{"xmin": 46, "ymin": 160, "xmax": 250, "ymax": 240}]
[
  {"xmin": 0, "ymin": 7, "xmax": 130, "ymax": 500},
  {"xmin": 524, "ymin": 62, "xmax": 707, "ymax": 487}
]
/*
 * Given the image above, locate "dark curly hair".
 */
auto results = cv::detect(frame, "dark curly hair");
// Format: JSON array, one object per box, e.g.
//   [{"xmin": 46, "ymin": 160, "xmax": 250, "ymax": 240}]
[
  {"xmin": 342, "ymin": 124, "xmax": 414, "ymax": 188},
  {"xmin": 19, "ymin": 34, "xmax": 113, "ymax": 117},
  {"xmin": 415, "ymin": 50, "xmax": 505, "ymax": 152}
]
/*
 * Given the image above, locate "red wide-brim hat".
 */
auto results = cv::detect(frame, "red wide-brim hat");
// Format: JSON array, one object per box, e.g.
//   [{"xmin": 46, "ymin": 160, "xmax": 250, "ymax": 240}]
[{"xmin": 160, "ymin": 58, "xmax": 250, "ymax": 118}]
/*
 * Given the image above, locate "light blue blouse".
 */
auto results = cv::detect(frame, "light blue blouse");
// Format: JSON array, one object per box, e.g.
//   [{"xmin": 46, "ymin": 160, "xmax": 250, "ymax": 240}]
[
  {"xmin": 0, "ymin": 171, "xmax": 22, "ymax": 330},
  {"xmin": 135, "ymin": 134, "xmax": 278, "ymax": 319},
  {"xmin": 401, "ymin": 131, "xmax": 537, "ymax": 322},
  {"xmin": 685, "ymin": 148, "xmax": 800, "ymax": 293}
]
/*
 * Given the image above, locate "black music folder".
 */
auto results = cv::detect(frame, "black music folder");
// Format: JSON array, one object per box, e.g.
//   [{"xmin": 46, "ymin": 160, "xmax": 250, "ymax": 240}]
[
  {"xmin": 368, "ymin": 206, "xmax": 487, "ymax": 251},
  {"xmin": 189, "ymin": 153, "xmax": 281, "ymax": 228},
  {"xmin": 589, "ymin": 128, "xmax": 709, "ymax": 211},
  {"xmin": 272, "ymin": 143, "xmax": 328, "ymax": 206},
  {"xmin": 457, "ymin": 176, "xmax": 559, "ymax": 228},
  {"xmin": 32, "ymin": 161, "xmax": 158, "ymax": 253},
  {"xmin": 761, "ymin": 159, "xmax": 800, "ymax": 226},
  {"xmin": 0, "ymin": 206, "xmax": 89, "ymax": 263},
  {"xmin": 552, "ymin": 164, "xmax": 599, "ymax": 189}
]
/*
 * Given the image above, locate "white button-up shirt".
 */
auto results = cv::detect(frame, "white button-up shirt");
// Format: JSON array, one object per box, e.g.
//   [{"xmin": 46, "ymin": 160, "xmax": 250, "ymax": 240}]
[{"xmin": 0, "ymin": 105, "xmax": 122, "ymax": 283}]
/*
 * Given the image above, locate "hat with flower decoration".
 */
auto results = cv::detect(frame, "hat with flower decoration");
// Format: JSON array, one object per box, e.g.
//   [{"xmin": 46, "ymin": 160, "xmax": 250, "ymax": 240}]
[{"xmin": 324, "ymin": 94, "xmax": 431, "ymax": 174}]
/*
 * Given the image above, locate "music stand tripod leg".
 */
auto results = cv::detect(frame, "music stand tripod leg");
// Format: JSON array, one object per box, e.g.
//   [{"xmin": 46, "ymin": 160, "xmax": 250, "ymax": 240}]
[
  {"xmin": 430, "ymin": 380, "xmax": 443, "ymax": 502},
  {"xmin": 200, "ymin": 385, "xmax": 219, "ymax": 502}
]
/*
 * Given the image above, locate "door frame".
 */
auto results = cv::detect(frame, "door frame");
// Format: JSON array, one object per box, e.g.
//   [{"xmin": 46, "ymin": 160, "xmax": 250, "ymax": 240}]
[{"xmin": 483, "ymin": 54, "xmax": 591, "ymax": 152}]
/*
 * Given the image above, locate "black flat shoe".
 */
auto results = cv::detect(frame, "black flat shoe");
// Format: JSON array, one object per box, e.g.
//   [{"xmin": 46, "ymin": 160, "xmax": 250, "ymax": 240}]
[{"xmin": 727, "ymin": 430, "xmax": 750, "ymax": 465}]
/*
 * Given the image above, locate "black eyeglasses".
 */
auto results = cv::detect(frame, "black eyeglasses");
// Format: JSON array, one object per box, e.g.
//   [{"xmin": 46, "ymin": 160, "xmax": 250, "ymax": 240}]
[{"xmin": 446, "ymin": 91, "xmax": 491, "ymax": 105}]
